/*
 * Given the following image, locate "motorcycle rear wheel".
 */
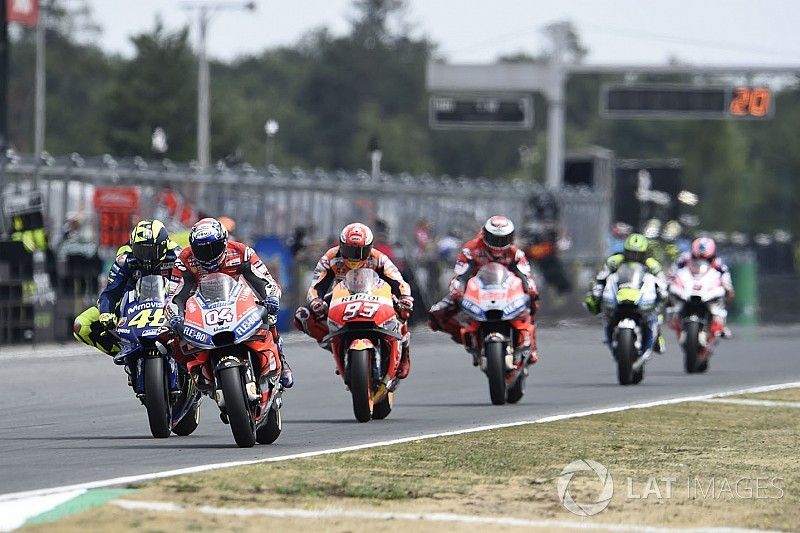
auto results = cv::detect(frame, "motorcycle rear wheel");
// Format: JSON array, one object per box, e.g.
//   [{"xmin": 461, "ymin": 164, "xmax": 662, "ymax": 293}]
[
  {"xmin": 219, "ymin": 366, "xmax": 256, "ymax": 448},
  {"xmin": 144, "ymin": 357, "xmax": 171, "ymax": 438},
  {"xmin": 486, "ymin": 341, "xmax": 507, "ymax": 405},
  {"xmin": 371, "ymin": 391, "xmax": 393, "ymax": 420},
  {"xmin": 683, "ymin": 321, "xmax": 701, "ymax": 374},
  {"xmin": 349, "ymin": 349, "xmax": 373, "ymax": 423},
  {"xmin": 506, "ymin": 371, "xmax": 526, "ymax": 404},
  {"xmin": 615, "ymin": 329, "xmax": 635, "ymax": 385},
  {"xmin": 256, "ymin": 406, "xmax": 282, "ymax": 444}
]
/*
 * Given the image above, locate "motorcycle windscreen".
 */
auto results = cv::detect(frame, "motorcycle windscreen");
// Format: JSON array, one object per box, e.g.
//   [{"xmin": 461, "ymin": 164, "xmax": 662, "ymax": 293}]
[
  {"xmin": 344, "ymin": 268, "xmax": 380, "ymax": 294},
  {"xmin": 476, "ymin": 262, "xmax": 510, "ymax": 288},
  {"xmin": 198, "ymin": 273, "xmax": 237, "ymax": 304},
  {"xmin": 136, "ymin": 275, "xmax": 166, "ymax": 304},
  {"xmin": 616, "ymin": 263, "xmax": 646, "ymax": 289}
]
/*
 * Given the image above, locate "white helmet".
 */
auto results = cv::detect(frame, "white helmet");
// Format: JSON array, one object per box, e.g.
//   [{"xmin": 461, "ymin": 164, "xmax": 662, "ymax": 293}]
[{"xmin": 482, "ymin": 215, "xmax": 515, "ymax": 253}]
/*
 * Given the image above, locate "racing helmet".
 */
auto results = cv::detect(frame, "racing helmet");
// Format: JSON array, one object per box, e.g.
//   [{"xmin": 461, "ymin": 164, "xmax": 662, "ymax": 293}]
[
  {"xmin": 189, "ymin": 217, "xmax": 228, "ymax": 272},
  {"xmin": 339, "ymin": 222, "xmax": 374, "ymax": 268},
  {"xmin": 482, "ymin": 215, "xmax": 515, "ymax": 257},
  {"xmin": 129, "ymin": 219, "xmax": 169, "ymax": 271},
  {"xmin": 623, "ymin": 233, "xmax": 649, "ymax": 263},
  {"xmin": 691, "ymin": 237, "xmax": 716, "ymax": 261}
]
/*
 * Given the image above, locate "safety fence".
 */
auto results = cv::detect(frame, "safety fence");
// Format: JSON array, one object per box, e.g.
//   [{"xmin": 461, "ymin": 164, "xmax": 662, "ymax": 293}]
[{"xmin": 1, "ymin": 154, "xmax": 613, "ymax": 344}]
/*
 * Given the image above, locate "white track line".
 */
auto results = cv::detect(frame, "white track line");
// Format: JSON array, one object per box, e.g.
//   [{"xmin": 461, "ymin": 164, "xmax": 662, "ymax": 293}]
[
  {"xmin": 701, "ymin": 398, "xmax": 800, "ymax": 408},
  {"xmin": 113, "ymin": 500, "xmax": 783, "ymax": 533},
  {"xmin": 1, "ymin": 380, "xmax": 798, "ymax": 505}
]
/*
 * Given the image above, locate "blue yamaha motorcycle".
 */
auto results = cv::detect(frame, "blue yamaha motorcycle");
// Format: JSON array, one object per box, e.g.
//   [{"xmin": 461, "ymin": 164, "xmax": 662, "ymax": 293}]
[{"xmin": 114, "ymin": 275, "xmax": 201, "ymax": 438}]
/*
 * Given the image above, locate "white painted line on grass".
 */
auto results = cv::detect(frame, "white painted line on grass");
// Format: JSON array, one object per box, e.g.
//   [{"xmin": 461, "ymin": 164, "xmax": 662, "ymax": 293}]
[
  {"xmin": 113, "ymin": 500, "xmax": 783, "ymax": 533},
  {"xmin": 701, "ymin": 398, "xmax": 800, "ymax": 408},
  {"xmin": 1, "ymin": 380, "xmax": 798, "ymax": 508}
]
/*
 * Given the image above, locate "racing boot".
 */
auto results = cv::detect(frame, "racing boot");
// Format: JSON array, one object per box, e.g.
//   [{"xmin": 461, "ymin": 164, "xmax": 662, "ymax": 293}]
[
  {"xmin": 274, "ymin": 334, "xmax": 294, "ymax": 388},
  {"xmin": 396, "ymin": 323, "xmax": 411, "ymax": 379}
]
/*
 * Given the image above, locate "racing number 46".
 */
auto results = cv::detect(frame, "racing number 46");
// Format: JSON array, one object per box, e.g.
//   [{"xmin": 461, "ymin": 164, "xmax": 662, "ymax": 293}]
[
  {"xmin": 127, "ymin": 308, "xmax": 166, "ymax": 328},
  {"xmin": 342, "ymin": 301, "xmax": 379, "ymax": 320}
]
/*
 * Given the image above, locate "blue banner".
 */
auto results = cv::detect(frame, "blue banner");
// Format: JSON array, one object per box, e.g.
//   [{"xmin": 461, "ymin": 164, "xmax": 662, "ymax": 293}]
[{"xmin": 253, "ymin": 236, "xmax": 294, "ymax": 331}]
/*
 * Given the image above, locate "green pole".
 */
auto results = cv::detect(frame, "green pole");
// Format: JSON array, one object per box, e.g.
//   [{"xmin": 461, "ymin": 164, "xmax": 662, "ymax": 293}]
[{"xmin": 729, "ymin": 250, "xmax": 758, "ymax": 325}]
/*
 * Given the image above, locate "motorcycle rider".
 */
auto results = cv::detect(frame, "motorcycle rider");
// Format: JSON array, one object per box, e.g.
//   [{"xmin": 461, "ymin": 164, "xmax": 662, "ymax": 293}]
[
  {"xmin": 294, "ymin": 222, "xmax": 415, "ymax": 379},
  {"xmin": 584, "ymin": 233, "xmax": 668, "ymax": 352},
  {"xmin": 165, "ymin": 217, "xmax": 294, "ymax": 388},
  {"xmin": 428, "ymin": 216, "xmax": 539, "ymax": 365},
  {"xmin": 672, "ymin": 237, "xmax": 735, "ymax": 341},
  {"xmin": 73, "ymin": 220, "xmax": 180, "ymax": 361}
]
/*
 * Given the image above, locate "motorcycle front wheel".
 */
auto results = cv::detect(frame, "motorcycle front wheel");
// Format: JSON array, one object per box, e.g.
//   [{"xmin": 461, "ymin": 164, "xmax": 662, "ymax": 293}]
[
  {"xmin": 485, "ymin": 341, "xmax": 507, "ymax": 405},
  {"xmin": 144, "ymin": 357, "xmax": 171, "ymax": 438},
  {"xmin": 219, "ymin": 366, "xmax": 256, "ymax": 448},
  {"xmin": 349, "ymin": 349, "xmax": 373, "ymax": 423},
  {"xmin": 615, "ymin": 329, "xmax": 635, "ymax": 385},
  {"xmin": 683, "ymin": 321, "xmax": 701, "ymax": 373}
]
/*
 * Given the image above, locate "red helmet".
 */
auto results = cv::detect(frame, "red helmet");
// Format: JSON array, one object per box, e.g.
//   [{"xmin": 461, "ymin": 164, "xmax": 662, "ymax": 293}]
[
  {"xmin": 691, "ymin": 237, "xmax": 716, "ymax": 260},
  {"xmin": 482, "ymin": 215, "xmax": 515, "ymax": 256},
  {"xmin": 339, "ymin": 223, "xmax": 374, "ymax": 267}
]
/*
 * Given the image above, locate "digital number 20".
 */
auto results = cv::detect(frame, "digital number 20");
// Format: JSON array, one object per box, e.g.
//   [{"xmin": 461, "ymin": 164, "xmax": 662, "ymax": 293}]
[
  {"xmin": 342, "ymin": 301, "xmax": 379, "ymax": 320},
  {"xmin": 730, "ymin": 88, "xmax": 770, "ymax": 117}
]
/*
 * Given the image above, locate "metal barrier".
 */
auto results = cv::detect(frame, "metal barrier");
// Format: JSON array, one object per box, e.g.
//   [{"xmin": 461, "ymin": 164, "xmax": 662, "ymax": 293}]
[{"xmin": 1, "ymin": 155, "xmax": 612, "ymax": 342}]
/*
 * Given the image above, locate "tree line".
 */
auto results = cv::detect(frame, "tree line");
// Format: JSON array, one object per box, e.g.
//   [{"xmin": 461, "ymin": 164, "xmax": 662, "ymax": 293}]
[{"xmin": 7, "ymin": 0, "xmax": 800, "ymax": 235}]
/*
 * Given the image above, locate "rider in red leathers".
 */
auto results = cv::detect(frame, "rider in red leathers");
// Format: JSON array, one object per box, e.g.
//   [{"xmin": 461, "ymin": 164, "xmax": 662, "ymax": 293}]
[
  {"xmin": 165, "ymin": 217, "xmax": 293, "ymax": 388},
  {"xmin": 428, "ymin": 216, "xmax": 539, "ymax": 364},
  {"xmin": 294, "ymin": 222, "xmax": 414, "ymax": 379}
]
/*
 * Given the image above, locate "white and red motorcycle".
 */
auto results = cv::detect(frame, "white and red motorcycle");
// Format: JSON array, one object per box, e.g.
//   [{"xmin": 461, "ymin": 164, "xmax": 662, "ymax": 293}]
[{"xmin": 668, "ymin": 259, "xmax": 727, "ymax": 374}]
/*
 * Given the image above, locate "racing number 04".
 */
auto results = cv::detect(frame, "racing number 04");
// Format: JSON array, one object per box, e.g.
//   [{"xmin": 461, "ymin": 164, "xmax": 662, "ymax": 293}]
[{"xmin": 342, "ymin": 301, "xmax": 380, "ymax": 320}]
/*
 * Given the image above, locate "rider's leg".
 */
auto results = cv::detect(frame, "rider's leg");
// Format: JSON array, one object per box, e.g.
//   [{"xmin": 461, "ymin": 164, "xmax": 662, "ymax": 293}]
[
  {"xmin": 428, "ymin": 296, "xmax": 462, "ymax": 344},
  {"xmin": 709, "ymin": 302, "xmax": 728, "ymax": 343},
  {"xmin": 73, "ymin": 306, "xmax": 120, "ymax": 356},
  {"xmin": 511, "ymin": 315, "xmax": 538, "ymax": 365},
  {"xmin": 396, "ymin": 321, "xmax": 411, "ymax": 379},
  {"xmin": 270, "ymin": 325, "xmax": 293, "ymax": 388},
  {"xmin": 294, "ymin": 305, "xmax": 330, "ymax": 347}
]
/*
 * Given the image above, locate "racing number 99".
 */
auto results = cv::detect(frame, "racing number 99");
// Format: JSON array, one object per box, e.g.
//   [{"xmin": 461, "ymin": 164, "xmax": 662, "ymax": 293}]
[{"xmin": 342, "ymin": 301, "xmax": 380, "ymax": 321}]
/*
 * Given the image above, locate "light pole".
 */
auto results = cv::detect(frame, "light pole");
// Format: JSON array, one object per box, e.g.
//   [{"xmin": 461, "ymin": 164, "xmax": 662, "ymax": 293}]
[
  {"xmin": 182, "ymin": 1, "xmax": 256, "ymax": 169},
  {"xmin": 264, "ymin": 118, "xmax": 278, "ymax": 166}
]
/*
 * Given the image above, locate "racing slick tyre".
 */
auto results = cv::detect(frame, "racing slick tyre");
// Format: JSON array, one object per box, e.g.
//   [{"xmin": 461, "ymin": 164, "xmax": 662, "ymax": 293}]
[
  {"xmin": 349, "ymin": 349, "xmax": 373, "ymax": 423},
  {"xmin": 615, "ymin": 329, "xmax": 635, "ymax": 385},
  {"xmin": 219, "ymin": 366, "xmax": 256, "ymax": 448},
  {"xmin": 696, "ymin": 360, "xmax": 709, "ymax": 373},
  {"xmin": 371, "ymin": 391, "xmax": 393, "ymax": 420},
  {"xmin": 172, "ymin": 402, "xmax": 200, "ymax": 436},
  {"xmin": 486, "ymin": 341, "xmax": 507, "ymax": 405},
  {"xmin": 256, "ymin": 406, "xmax": 282, "ymax": 444},
  {"xmin": 632, "ymin": 366, "xmax": 644, "ymax": 385},
  {"xmin": 683, "ymin": 322, "xmax": 701, "ymax": 374},
  {"xmin": 144, "ymin": 357, "xmax": 171, "ymax": 438}
]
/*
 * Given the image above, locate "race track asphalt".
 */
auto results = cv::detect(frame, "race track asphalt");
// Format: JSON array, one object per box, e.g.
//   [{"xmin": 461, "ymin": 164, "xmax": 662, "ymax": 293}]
[{"xmin": 1, "ymin": 325, "xmax": 799, "ymax": 495}]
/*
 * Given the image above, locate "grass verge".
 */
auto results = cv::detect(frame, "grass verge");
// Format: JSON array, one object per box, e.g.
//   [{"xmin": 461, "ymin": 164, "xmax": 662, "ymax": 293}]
[{"xmin": 23, "ymin": 388, "xmax": 800, "ymax": 532}]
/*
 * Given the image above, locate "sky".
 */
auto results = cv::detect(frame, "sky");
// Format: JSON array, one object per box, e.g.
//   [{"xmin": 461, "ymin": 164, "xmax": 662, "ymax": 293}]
[{"xmin": 86, "ymin": 0, "xmax": 800, "ymax": 67}]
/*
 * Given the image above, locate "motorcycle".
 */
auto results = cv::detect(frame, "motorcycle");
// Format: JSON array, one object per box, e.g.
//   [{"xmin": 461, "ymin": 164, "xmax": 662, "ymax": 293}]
[
  {"xmin": 177, "ymin": 273, "xmax": 283, "ymax": 447},
  {"xmin": 323, "ymin": 268, "xmax": 404, "ymax": 423},
  {"xmin": 114, "ymin": 275, "xmax": 200, "ymax": 438},
  {"xmin": 459, "ymin": 263, "xmax": 534, "ymax": 405},
  {"xmin": 601, "ymin": 263, "xmax": 660, "ymax": 385},
  {"xmin": 668, "ymin": 259, "xmax": 727, "ymax": 374}
]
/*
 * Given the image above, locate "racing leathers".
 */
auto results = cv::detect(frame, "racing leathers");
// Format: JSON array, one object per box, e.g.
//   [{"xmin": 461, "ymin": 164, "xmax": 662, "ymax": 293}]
[
  {"xmin": 73, "ymin": 241, "xmax": 180, "ymax": 357},
  {"xmin": 587, "ymin": 253, "xmax": 669, "ymax": 352},
  {"xmin": 294, "ymin": 246, "xmax": 413, "ymax": 379},
  {"xmin": 165, "ymin": 240, "xmax": 293, "ymax": 387},
  {"xmin": 428, "ymin": 235, "xmax": 539, "ymax": 364},
  {"xmin": 670, "ymin": 253, "xmax": 735, "ymax": 341}
]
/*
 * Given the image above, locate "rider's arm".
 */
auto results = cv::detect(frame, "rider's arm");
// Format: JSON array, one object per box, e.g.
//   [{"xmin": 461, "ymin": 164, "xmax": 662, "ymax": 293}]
[
  {"xmin": 307, "ymin": 250, "xmax": 337, "ymax": 302},
  {"xmin": 97, "ymin": 247, "xmax": 132, "ymax": 314},
  {"xmin": 238, "ymin": 246, "xmax": 281, "ymax": 301},
  {"xmin": 159, "ymin": 242, "xmax": 182, "ymax": 278},
  {"xmin": 449, "ymin": 248, "xmax": 477, "ymax": 296},
  {"xmin": 166, "ymin": 256, "xmax": 196, "ymax": 318},
  {"xmin": 375, "ymin": 252, "xmax": 411, "ymax": 298},
  {"xmin": 509, "ymin": 249, "xmax": 536, "ymax": 296}
]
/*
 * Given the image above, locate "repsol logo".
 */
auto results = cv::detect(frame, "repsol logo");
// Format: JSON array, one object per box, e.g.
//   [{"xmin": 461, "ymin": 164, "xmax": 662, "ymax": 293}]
[
  {"xmin": 339, "ymin": 294, "xmax": 379, "ymax": 302},
  {"xmin": 235, "ymin": 312, "xmax": 261, "ymax": 336}
]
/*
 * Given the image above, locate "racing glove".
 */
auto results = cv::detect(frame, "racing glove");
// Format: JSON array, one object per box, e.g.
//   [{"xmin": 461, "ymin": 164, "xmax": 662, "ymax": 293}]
[
  {"xmin": 396, "ymin": 295, "xmax": 414, "ymax": 321},
  {"xmin": 584, "ymin": 294, "xmax": 601, "ymax": 315},
  {"xmin": 263, "ymin": 295, "xmax": 280, "ymax": 316},
  {"xmin": 309, "ymin": 298, "xmax": 328, "ymax": 320},
  {"xmin": 98, "ymin": 312, "xmax": 117, "ymax": 330},
  {"xmin": 168, "ymin": 314, "xmax": 184, "ymax": 333}
]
